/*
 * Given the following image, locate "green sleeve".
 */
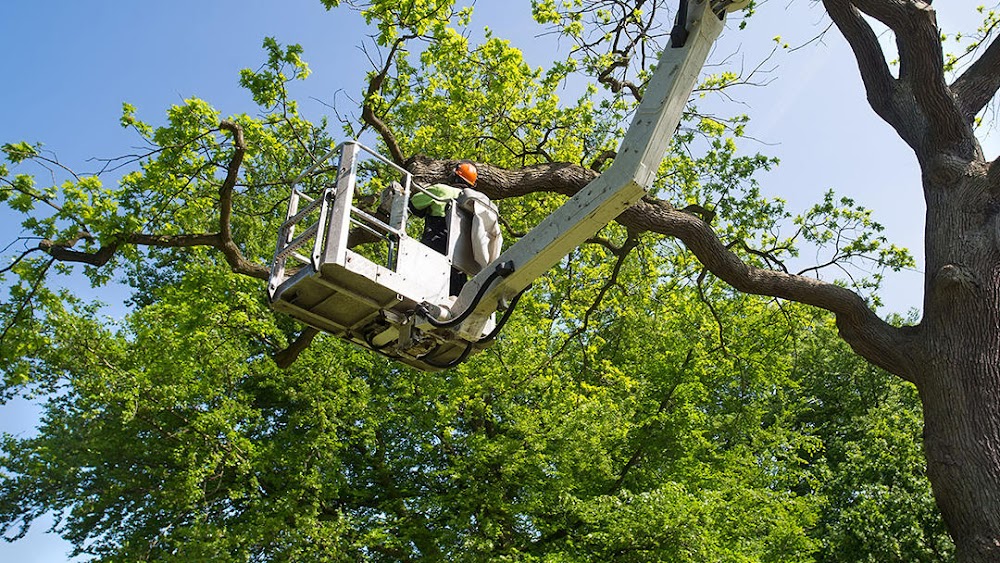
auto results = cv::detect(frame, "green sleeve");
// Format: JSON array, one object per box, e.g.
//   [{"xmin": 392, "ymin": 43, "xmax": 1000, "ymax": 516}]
[{"xmin": 411, "ymin": 184, "xmax": 462, "ymax": 217}]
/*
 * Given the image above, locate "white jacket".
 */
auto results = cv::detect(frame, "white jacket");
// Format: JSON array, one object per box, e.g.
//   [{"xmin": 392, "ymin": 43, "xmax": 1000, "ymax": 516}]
[{"xmin": 460, "ymin": 189, "xmax": 503, "ymax": 269}]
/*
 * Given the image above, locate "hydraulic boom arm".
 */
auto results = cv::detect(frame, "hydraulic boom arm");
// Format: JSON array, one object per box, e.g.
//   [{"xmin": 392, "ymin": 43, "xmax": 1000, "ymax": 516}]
[
  {"xmin": 268, "ymin": 0, "xmax": 748, "ymax": 371},
  {"xmin": 442, "ymin": 0, "xmax": 746, "ymax": 341}
]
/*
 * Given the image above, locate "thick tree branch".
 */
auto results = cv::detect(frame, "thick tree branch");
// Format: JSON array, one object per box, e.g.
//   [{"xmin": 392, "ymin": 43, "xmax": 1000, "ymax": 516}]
[
  {"xmin": 822, "ymin": 0, "xmax": 901, "ymax": 132},
  {"xmin": 952, "ymin": 34, "xmax": 1000, "ymax": 123},
  {"xmin": 407, "ymin": 155, "xmax": 599, "ymax": 199},
  {"xmin": 589, "ymin": 149, "xmax": 616, "ymax": 171},
  {"xmin": 215, "ymin": 120, "xmax": 266, "ymax": 279},
  {"xmin": 621, "ymin": 199, "xmax": 917, "ymax": 378},
  {"xmin": 410, "ymin": 155, "xmax": 917, "ymax": 379},
  {"xmin": 37, "ymin": 231, "xmax": 269, "ymax": 280},
  {"xmin": 989, "ymin": 159, "xmax": 1000, "ymax": 195},
  {"xmin": 38, "ymin": 237, "xmax": 120, "ymax": 266},
  {"xmin": 273, "ymin": 327, "xmax": 319, "ymax": 368},
  {"xmin": 32, "ymin": 121, "xmax": 269, "ymax": 281},
  {"xmin": 360, "ymin": 37, "xmax": 413, "ymax": 167},
  {"xmin": 851, "ymin": 0, "xmax": 973, "ymax": 156}
]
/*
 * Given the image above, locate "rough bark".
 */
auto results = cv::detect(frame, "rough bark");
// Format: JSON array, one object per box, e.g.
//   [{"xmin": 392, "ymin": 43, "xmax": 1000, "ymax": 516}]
[
  {"xmin": 821, "ymin": 1, "xmax": 1000, "ymax": 558},
  {"xmin": 919, "ymin": 169, "xmax": 1000, "ymax": 561},
  {"xmin": 952, "ymin": 34, "xmax": 1000, "ymax": 123}
]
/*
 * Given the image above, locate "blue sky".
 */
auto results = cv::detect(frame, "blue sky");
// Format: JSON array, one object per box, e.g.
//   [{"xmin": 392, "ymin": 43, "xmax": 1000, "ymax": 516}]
[{"xmin": 1, "ymin": 1, "xmax": 995, "ymax": 560}]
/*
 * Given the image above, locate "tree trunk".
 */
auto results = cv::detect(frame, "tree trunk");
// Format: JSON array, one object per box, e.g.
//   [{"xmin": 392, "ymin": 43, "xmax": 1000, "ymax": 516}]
[
  {"xmin": 920, "ymin": 360, "xmax": 1000, "ymax": 561},
  {"xmin": 918, "ymin": 169, "xmax": 1000, "ymax": 561}
]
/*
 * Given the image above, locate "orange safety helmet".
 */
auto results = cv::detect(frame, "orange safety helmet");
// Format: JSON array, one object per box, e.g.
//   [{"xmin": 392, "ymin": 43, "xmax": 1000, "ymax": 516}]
[{"xmin": 455, "ymin": 161, "xmax": 478, "ymax": 187}]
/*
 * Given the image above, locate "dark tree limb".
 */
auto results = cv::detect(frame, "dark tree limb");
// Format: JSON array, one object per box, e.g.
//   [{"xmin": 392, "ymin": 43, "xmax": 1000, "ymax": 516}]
[
  {"xmin": 273, "ymin": 327, "xmax": 320, "ymax": 368},
  {"xmin": 409, "ymin": 155, "xmax": 917, "ymax": 379},
  {"xmin": 32, "ymin": 121, "xmax": 270, "ymax": 281},
  {"xmin": 621, "ymin": 198, "xmax": 917, "ymax": 379},
  {"xmin": 821, "ymin": 0, "xmax": 900, "ymax": 129},
  {"xmin": 952, "ymin": 34, "xmax": 1000, "ymax": 124},
  {"xmin": 407, "ymin": 155, "xmax": 600, "ymax": 199},
  {"xmin": 36, "ymin": 231, "xmax": 269, "ymax": 280},
  {"xmin": 851, "ymin": 0, "xmax": 973, "ymax": 157},
  {"xmin": 215, "ymin": 120, "xmax": 266, "ymax": 278},
  {"xmin": 3, "ymin": 232, "xmax": 95, "ymax": 274},
  {"xmin": 848, "ymin": 1, "xmax": 924, "ymax": 39},
  {"xmin": 729, "ymin": 239, "xmax": 789, "ymax": 274},
  {"xmin": 597, "ymin": 55, "xmax": 643, "ymax": 100},
  {"xmin": 38, "ymin": 237, "xmax": 120, "ymax": 266},
  {"xmin": 360, "ymin": 36, "xmax": 414, "ymax": 167},
  {"xmin": 589, "ymin": 149, "xmax": 616, "ymax": 171},
  {"xmin": 989, "ymin": 159, "xmax": 1000, "ymax": 195}
]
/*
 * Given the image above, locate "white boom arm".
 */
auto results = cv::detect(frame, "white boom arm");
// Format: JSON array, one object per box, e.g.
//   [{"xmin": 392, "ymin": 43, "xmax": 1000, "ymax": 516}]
[
  {"xmin": 448, "ymin": 0, "xmax": 738, "ymax": 340},
  {"xmin": 268, "ymin": 0, "xmax": 747, "ymax": 371}
]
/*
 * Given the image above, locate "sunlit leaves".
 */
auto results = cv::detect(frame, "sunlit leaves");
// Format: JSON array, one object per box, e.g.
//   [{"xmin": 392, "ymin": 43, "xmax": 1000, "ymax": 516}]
[
  {"xmin": 942, "ymin": 4, "xmax": 1000, "ymax": 74},
  {"xmin": 0, "ymin": 1, "xmax": 946, "ymax": 560},
  {"xmin": 790, "ymin": 191, "xmax": 915, "ymax": 303},
  {"xmin": 790, "ymin": 315, "xmax": 954, "ymax": 561},
  {"xmin": 357, "ymin": 0, "xmax": 462, "ymax": 47},
  {"xmin": 239, "ymin": 38, "xmax": 311, "ymax": 108},
  {"xmin": 1, "ymin": 142, "xmax": 39, "ymax": 164}
]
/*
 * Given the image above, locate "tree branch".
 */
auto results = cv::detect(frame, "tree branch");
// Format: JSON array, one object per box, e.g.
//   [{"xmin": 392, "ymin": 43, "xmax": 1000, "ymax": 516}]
[
  {"xmin": 409, "ymin": 154, "xmax": 917, "ymax": 379},
  {"xmin": 821, "ymin": 0, "xmax": 901, "ymax": 131},
  {"xmin": 619, "ymin": 198, "xmax": 916, "ymax": 378},
  {"xmin": 851, "ymin": 0, "xmax": 973, "ymax": 156},
  {"xmin": 589, "ymin": 149, "xmax": 616, "ymax": 171},
  {"xmin": 361, "ymin": 36, "xmax": 414, "ymax": 167},
  {"xmin": 214, "ymin": 120, "xmax": 266, "ymax": 279},
  {"xmin": 37, "ymin": 237, "xmax": 120, "ymax": 266},
  {"xmin": 32, "ymin": 121, "xmax": 269, "ymax": 281},
  {"xmin": 407, "ymin": 155, "xmax": 599, "ymax": 199},
  {"xmin": 273, "ymin": 327, "xmax": 320, "ymax": 368},
  {"xmin": 952, "ymin": 34, "xmax": 1000, "ymax": 123},
  {"xmin": 989, "ymin": 158, "xmax": 1000, "ymax": 195},
  {"xmin": 529, "ymin": 236, "xmax": 637, "ymax": 375}
]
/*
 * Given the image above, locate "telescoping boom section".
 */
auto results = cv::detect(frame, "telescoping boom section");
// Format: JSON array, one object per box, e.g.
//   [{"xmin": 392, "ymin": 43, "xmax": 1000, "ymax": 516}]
[{"xmin": 268, "ymin": 0, "xmax": 747, "ymax": 370}]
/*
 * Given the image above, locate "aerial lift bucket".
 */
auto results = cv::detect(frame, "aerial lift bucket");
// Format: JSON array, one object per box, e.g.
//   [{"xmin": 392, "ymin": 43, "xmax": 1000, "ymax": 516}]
[
  {"xmin": 268, "ymin": 141, "xmax": 495, "ymax": 370},
  {"xmin": 269, "ymin": 0, "xmax": 749, "ymax": 371}
]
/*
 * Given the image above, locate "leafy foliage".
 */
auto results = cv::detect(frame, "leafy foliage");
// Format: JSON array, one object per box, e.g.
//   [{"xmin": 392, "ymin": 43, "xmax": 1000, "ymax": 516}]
[{"xmin": 0, "ymin": 1, "xmax": 950, "ymax": 561}]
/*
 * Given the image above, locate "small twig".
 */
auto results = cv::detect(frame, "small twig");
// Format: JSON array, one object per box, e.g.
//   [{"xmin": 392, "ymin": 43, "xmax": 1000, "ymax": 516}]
[
  {"xmin": 696, "ymin": 268, "xmax": 728, "ymax": 354},
  {"xmin": 0, "ymin": 257, "xmax": 55, "ymax": 345}
]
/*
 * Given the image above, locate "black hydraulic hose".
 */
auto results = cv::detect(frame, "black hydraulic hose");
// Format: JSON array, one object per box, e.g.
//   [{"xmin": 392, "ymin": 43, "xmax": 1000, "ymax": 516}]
[
  {"xmin": 476, "ymin": 285, "xmax": 529, "ymax": 344},
  {"xmin": 416, "ymin": 261, "xmax": 519, "ymax": 369},
  {"xmin": 421, "ymin": 342, "xmax": 474, "ymax": 370},
  {"xmin": 422, "ymin": 284, "xmax": 527, "ymax": 368},
  {"xmin": 418, "ymin": 261, "xmax": 515, "ymax": 329}
]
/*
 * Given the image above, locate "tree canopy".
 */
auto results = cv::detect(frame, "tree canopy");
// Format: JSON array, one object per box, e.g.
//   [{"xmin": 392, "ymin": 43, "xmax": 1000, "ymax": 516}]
[{"xmin": 3, "ymin": 0, "xmax": 999, "ymax": 561}]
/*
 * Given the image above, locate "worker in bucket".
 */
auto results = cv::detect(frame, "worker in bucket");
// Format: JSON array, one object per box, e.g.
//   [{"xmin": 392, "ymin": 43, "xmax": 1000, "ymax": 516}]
[{"xmin": 410, "ymin": 161, "xmax": 501, "ymax": 296}]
